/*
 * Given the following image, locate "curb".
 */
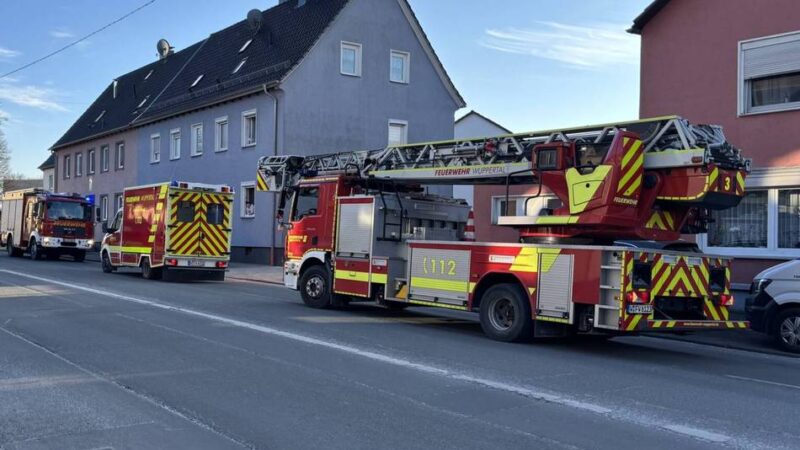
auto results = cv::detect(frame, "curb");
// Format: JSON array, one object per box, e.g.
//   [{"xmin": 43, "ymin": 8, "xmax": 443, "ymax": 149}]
[{"xmin": 227, "ymin": 276, "xmax": 285, "ymax": 287}]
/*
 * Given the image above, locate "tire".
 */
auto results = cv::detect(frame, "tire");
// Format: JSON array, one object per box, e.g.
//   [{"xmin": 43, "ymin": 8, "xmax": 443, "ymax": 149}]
[
  {"xmin": 7, "ymin": 237, "xmax": 22, "ymax": 258},
  {"xmin": 774, "ymin": 308, "xmax": 800, "ymax": 354},
  {"xmin": 29, "ymin": 239, "xmax": 42, "ymax": 261},
  {"xmin": 299, "ymin": 265, "xmax": 333, "ymax": 309},
  {"xmin": 479, "ymin": 283, "xmax": 533, "ymax": 342},
  {"xmin": 73, "ymin": 251, "xmax": 86, "ymax": 263},
  {"xmin": 141, "ymin": 258, "xmax": 163, "ymax": 280},
  {"xmin": 101, "ymin": 251, "xmax": 114, "ymax": 273}
]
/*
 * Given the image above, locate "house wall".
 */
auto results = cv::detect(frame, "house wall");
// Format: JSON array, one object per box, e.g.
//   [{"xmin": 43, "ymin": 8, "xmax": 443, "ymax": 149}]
[
  {"xmin": 54, "ymin": 129, "xmax": 138, "ymax": 241},
  {"xmin": 455, "ymin": 113, "xmax": 512, "ymax": 207},
  {"xmin": 639, "ymin": 0, "xmax": 800, "ymax": 283},
  {"xmin": 42, "ymin": 168, "xmax": 54, "ymax": 191}
]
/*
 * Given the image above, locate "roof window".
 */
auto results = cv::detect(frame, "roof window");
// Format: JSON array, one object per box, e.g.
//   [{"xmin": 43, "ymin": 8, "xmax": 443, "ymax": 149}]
[
  {"xmin": 138, "ymin": 95, "xmax": 150, "ymax": 108},
  {"xmin": 191, "ymin": 74, "xmax": 204, "ymax": 88},
  {"xmin": 95, "ymin": 110, "xmax": 106, "ymax": 123},
  {"xmin": 144, "ymin": 69, "xmax": 154, "ymax": 80},
  {"xmin": 240, "ymin": 39, "xmax": 253, "ymax": 53},
  {"xmin": 233, "ymin": 58, "xmax": 248, "ymax": 74},
  {"xmin": 112, "ymin": 80, "xmax": 118, "ymax": 99}
]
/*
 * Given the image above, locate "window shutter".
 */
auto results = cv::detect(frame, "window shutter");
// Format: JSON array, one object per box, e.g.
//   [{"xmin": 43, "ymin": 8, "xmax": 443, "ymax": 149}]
[
  {"xmin": 742, "ymin": 33, "xmax": 800, "ymax": 80},
  {"xmin": 388, "ymin": 123, "xmax": 406, "ymax": 145}
]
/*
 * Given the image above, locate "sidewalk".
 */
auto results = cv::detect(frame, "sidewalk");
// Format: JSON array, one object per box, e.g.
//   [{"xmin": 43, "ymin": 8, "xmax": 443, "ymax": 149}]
[{"xmin": 227, "ymin": 263, "xmax": 284, "ymax": 285}]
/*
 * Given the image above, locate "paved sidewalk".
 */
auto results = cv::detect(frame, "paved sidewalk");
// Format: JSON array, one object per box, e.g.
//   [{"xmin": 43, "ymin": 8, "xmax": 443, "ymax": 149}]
[{"xmin": 227, "ymin": 263, "xmax": 284, "ymax": 285}]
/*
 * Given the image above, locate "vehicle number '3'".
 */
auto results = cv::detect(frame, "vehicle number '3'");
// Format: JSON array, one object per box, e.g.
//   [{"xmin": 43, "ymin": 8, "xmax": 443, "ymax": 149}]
[{"xmin": 422, "ymin": 256, "xmax": 457, "ymax": 276}]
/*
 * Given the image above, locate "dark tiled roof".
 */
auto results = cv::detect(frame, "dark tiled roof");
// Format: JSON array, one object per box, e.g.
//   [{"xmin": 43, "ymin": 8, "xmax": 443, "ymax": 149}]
[
  {"xmin": 628, "ymin": 0, "xmax": 671, "ymax": 35},
  {"xmin": 38, "ymin": 153, "xmax": 56, "ymax": 170},
  {"xmin": 53, "ymin": 0, "xmax": 350, "ymax": 149}
]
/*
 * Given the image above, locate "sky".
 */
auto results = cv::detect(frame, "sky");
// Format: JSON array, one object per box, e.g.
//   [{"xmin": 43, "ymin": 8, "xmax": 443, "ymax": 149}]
[{"xmin": 0, "ymin": 0, "xmax": 651, "ymax": 178}]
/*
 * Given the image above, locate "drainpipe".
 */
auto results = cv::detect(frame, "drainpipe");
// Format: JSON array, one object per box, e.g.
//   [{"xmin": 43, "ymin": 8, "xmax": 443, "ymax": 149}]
[{"xmin": 263, "ymin": 84, "xmax": 280, "ymax": 266}]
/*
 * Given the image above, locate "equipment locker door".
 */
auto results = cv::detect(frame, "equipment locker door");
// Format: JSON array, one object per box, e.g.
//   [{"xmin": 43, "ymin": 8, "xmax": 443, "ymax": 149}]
[
  {"xmin": 197, "ymin": 192, "xmax": 232, "ymax": 257},
  {"xmin": 333, "ymin": 197, "xmax": 375, "ymax": 298},
  {"xmin": 168, "ymin": 190, "xmax": 203, "ymax": 256}
]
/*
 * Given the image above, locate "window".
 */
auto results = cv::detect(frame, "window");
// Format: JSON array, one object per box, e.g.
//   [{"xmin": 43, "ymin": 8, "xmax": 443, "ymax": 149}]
[
  {"xmin": 207, "ymin": 203, "xmax": 225, "ymax": 225},
  {"xmin": 47, "ymin": 174, "xmax": 53, "ymax": 190},
  {"xmin": 707, "ymin": 191, "xmax": 768, "ymax": 248},
  {"xmin": 191, "ymin": 123, "xmax": 204, "ymax": 156},
  {"xmin": 292, "ymin": 187, "xmax": 320, "ymax": 221},
  {"xmin": 100, "ymin": 195, "xmax": 109, "ymax": 222},
  {"xmin": 340, "ymin": 42, "xmax": 362, "ymax": 76},
  {"xmin": 176, "ymin": 201, "xmax": 195, "ymax": 223},
  {"xmin": 115, "ymin": 193, "xmax": 123, "ymax": 213},
  {"xmin": 779, "ymin": 189, "xmax": 800, "ymax": 249},
  {"xmin": 144, "ymin": 69, "xmax": 153, "ymax": 80},
  {"xmin": 491, "ymin": 195, "xmax": 560, "ymax": 225},
  {"xmin": 116, "ymin": 142, "xmax": 125, "ymax": 169},
  {"xmin": 95, "ymin": 110, "xmax": 106, "ymax": 123},
  {"xmin": 390, "ymin": 50, "xmax": 410, "ymax": 83},
  {"xmin": 88, "ymin": 149, "xmax": 96, "ymax": 174},
  {"xmin": 241, "ymin": 183, "xmax": 256, "ymax": 218},
  {"xmin": 190, "ymin": 74, "xmax": 204, "ymax": 88},
  {"xmin": 151, "ymin": 134, "xmax": 161, "ymax": 163},
  {"xmin": 138, "ymin": 95, "xmax": 150, "ymax": 109},
  {"xmin": 75, "ymin": 152, "xmax": 83, "ymax": 177},
  {"xmin": 233, "ymin": 58, "xmax": 247, "ymax": 74},
  {"xmin": 739, "ymin": 31, "xmax": 800, "ymax": 115},
  {"xmin": 388, "ymin": 120, "xmax": 408, "ymax": 146},
  {"xmin": 63, "ymin": 155, "xmax": 71, "ymax": 179},
  {"xmin": 215, "ymin": 117, "xmax": 229, "ymax": 152},
  {"xmin": 99, "ymin": 145, "xmax": 109, "ymax": 172},
  {"xmin": 242, "ymin": 110, "xmax": 257, "ymax": 147},
  {"xmin": 170, "ymin": 128, "xmax": 181, "ymax": 160},
  {"xmin": 239, "ymin": 39, "xmax": 253, "ymax": 53}
]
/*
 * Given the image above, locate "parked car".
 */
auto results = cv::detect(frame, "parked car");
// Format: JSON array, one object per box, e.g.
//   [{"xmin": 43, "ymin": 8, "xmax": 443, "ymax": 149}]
[{"xmin": 745, "ymin": 259, "xmax": 800, "ymax": 353}]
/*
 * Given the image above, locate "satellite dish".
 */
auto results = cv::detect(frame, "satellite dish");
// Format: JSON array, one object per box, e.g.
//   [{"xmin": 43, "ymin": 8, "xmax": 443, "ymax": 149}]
[
  {"xmin": 247, "ymin": 9, "xmax": 263, "ymax": 33},
  {"xmin": 157, "ymin": 38, "xmax": 173, "ymax": 59}
]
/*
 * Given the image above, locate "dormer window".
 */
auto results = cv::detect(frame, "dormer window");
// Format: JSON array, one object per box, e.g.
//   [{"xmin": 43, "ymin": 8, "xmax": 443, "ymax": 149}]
[
  {"xmin": 144, "ymin": 69, "xmax": 154, "ymax": 80},
  {"xmin": 95, "ymin": 110, "xmax": 106, "ymax": 123},
  {"xmin": 239, "ymin": 39, "xmax": 253, "ymax": 53},
  {"xmin": 138, "ymin": 95, "xmax": 150, "ymax": 108},
  {"xmin": 112, "ymin": 80, "xmax": 118, "ymax": 99},
  {"xmin": 233, "ymin": 58, "xmax": 248, "ymax": 74},
  {"xmin": 191, "ymin": 74, "xmax": 204, "ymax": 88}
]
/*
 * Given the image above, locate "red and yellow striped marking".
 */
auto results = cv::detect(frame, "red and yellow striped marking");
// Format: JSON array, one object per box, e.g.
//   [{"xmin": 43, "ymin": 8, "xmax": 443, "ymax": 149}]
[
  {"xmin": 169, "ymin": 191, "xmax": 232, "ymax": 257},
  {"xmin": 616, "ymin": 137, "xmax": 644, "ymax": 198},
  {"xmin": 645, "ymin": 210, "xmax": 677, "ymax": 231}
]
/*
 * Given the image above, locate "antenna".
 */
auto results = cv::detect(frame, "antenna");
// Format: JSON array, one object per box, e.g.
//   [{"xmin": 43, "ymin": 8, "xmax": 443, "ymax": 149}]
[
  {"xmin": 246, "ymin": 9, "xmax": 263, "ymax": 34},
  {"xmin": 157, "ymin": 38, "xmax": 173, "ymax": 59}
]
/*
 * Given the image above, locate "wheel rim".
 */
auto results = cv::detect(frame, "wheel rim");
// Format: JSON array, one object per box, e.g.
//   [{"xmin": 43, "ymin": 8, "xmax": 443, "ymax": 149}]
[
  {"xmin": 103, "ymin": 254, "xmax": 110, "ymax": 269},
  {"xmin": 31, "ymin": 242, "xmax": 37, "ymax": 258},
  {"xmin": 305, "ymin": 275, "xmax": 325, "ymax": 299},
  {"xmin": 780, "ymin": 316, "xmax": 800, "ymax": 348},
  {"xmin": 489, "ymin": 297, "xmax": 516, "ymax": 331}
]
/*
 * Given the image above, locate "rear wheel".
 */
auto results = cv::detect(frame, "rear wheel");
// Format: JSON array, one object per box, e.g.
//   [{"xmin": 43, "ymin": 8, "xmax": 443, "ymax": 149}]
[
  {"xmin": 299, "ymin": 265, "xmax": 333, "ymax": 309},
  {"xmin": 141, "ymin": 258, "xmax": 162, "ymax": 280},
  {"xmin": 479, "ymin": 283, "xmax": 533, "ymax": 342},
  {"xmin": 774, "ymin": 309, "xmax": 800, "ymax": 354},
  {"xmin": 101, "ymin": 251, "xmax": 114, "ymax": 273},
  {"xmin": 29, "ymin": 239, "xmax": 42, "ymax": 261},
  {"xmin": 6, "ymin": 237, "xmax": 22, "ymax": 257}
]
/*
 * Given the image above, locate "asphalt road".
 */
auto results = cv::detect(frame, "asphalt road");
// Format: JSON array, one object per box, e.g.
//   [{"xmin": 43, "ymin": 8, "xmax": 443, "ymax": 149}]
[{"xmin": 1, "ymin": 255, "xmax": 798, "ymax": 449}]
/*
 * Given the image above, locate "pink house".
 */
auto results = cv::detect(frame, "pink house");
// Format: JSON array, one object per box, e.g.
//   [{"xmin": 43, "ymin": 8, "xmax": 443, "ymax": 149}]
[{"xmin": 631, "ymin": 0, "xmax": 800, "ymax": 284}]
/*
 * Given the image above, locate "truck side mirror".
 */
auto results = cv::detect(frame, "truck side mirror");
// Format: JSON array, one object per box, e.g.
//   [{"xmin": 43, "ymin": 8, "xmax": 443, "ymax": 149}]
[{"xmin": 95, "ymin": 207, "xmax": 102, "ymax": 223}]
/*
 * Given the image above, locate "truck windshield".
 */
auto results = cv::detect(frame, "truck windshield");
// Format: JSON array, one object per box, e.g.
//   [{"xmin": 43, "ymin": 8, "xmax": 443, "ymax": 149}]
[{"xmin": 46, "ymin": 201, "xmax": 91, "ymax": 221}]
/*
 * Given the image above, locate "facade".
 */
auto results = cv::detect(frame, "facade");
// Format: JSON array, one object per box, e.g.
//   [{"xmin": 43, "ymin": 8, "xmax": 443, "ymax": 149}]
[
  {"xmin": 38, "ymin": 155, "xmax": 55, "ymax": 191},
  {"xmin": 51, "ymin": 0, "xmax": 464, "ymax": 263},
  {"xmin": 454, "ymin": 111, "xmax": 512, "ymax": 206},
  {"xmin": 631, "ymin": 0, "xmax": 800, "ymax": 284}
]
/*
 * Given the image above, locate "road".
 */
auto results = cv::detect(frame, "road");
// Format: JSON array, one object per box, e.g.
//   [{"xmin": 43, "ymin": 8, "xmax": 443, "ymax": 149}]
[{"xmin": 0, "ymin": 254, "xmax": 798, "ymax": 450}]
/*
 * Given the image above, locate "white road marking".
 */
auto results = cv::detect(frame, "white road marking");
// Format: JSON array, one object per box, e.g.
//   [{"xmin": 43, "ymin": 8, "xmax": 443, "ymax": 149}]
[
  {"xmin": 726, "ymin": 374, "xmax": 800, "ymax": 391},
  {"xmin": 1, "ymin": 269, "xmax": 738, "ymax": 445}
]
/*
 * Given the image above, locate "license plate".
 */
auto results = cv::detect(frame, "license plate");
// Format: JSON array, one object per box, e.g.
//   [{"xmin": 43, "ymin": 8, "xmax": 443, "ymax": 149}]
[
  {"xmin": 627, "ymin": 304, "xmax": 653, "ymax": 315},
  {"xmin": 188, "ymin": 259, "xmax": 206, "ymax": 267}
]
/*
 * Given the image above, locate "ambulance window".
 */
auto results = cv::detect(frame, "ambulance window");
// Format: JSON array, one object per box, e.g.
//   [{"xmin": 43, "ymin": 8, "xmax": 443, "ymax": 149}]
[
  {"xmin": 292, "ymin": 187, "xmax": 319, "ymax": 220},
  {"xmin": 177, "ymin": 201, "xmax": 195, "ymax": 223},
  {"xmin": 111, "ymin": 211, "xmax": 123, "ymax": 231},
  {"xmin": 207, "ymin": 203, "xmax": 224, "ymax": 226}
]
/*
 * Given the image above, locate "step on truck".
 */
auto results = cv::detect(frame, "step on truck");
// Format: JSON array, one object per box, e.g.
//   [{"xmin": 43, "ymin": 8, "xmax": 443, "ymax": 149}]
[
  {"xmin": 258, "ymin": 116, "xmax": 751, "ymax": 342},
  {"xmin": 100, "ymin": 181, "xmax": 234, "ymax": 281},
  {"xmin": 1, "ymin": 189, "xmax": 94, "ymax": 261}
]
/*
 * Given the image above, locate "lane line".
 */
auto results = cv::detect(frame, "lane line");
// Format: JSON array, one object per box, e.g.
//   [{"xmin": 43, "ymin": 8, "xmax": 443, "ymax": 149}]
[
  {"xmin": 726, "ymin": 374, "xmax": 800, "ymax": 391},
  {"xmin": 1, "ymin": 269, "xmax": 738, "ymax": 445}
]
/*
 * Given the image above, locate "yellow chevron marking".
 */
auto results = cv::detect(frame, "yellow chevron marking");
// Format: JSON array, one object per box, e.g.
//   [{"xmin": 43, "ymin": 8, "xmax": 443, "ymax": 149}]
[
  {"xmin": 620, "ymin": 139, "xmax": 640, "ymax": 170},
  {"xmin": 627, "ymin": 314, "xmax": 643, "ymax": 331},
  {"xmin": 705, "ymin": 299, "xmax": 721, "ymax": 321},
  {"xmin": 617, "ymin": 154, "xmax": 643, "ymax": 192}
]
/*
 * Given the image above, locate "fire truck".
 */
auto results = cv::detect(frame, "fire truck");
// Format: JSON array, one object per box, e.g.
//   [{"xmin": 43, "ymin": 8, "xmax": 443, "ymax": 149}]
[
  {"xmin": 257, "ymin": 116, "xmax": 751, "ymax": 341},
  {"xmin": 1, "ymin": 189, "xmax": 94, "ymax": 261},
  {"xmin": 100, "ymin": 182, "xmax": 234, "ymax": 281}
]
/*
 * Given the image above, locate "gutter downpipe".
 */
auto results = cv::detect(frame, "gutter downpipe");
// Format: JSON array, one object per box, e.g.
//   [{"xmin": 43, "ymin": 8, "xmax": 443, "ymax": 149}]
[{"xmin": 264, "ymin": 84, "xmax": 280, "ymax": 266}]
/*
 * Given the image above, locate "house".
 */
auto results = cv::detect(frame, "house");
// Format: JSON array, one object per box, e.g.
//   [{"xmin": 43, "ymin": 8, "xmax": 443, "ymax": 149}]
[
  {"xmin": 453, "ymin": 110, "xmax": 512, "ymax": 206},
  {"xmin": 0, "ymin": 178, "xmax": 43, "ymax": 193},
  {"xmin": 50, "ymin": 0, "xmax": 465, "ymax": 262},
  {"xmin": 630, "ymin": 0, "xmax": 800, "ymax": 285},
  {"xmin": 38, "ymin": 154, "xmax": 55, "ymax": 191}
]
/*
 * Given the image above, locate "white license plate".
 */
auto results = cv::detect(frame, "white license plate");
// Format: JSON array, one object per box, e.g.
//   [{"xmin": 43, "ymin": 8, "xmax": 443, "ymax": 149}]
[
  {"xmin": 627, "ymin": 304, "xmax": 653, "ymax": 315},
  {"xmin": 188, "ymin": 260, "xmax": 206, "ymax": 267}
]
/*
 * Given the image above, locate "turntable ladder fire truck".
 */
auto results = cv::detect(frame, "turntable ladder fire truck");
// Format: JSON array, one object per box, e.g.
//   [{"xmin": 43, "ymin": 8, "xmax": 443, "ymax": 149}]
[{"xmin": 257, "ymin": 116, "xmax": 751, "ymax": 341}]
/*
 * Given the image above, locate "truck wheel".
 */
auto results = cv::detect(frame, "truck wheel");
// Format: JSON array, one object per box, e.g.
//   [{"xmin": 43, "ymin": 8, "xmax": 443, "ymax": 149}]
[
  {"xmin": 774, "ymin": 308, "xmax": 800, "ymax": 354},
  {"xmin": 74, "ymin": 251, "xmax": 86, "ymax": 263},
  {"xmin": 29, "ymin": 240, "xmax": 42, "ymax": 261},
  {"xmin": 299, "ymin": 265, "xmax": 333, "ymax": 309},
  {"xmin": 479, "ymin": 283, "xmax": 533, "ymax": 342},
  {"xmin": 101, "ymin": 251, "xmax": 115, "ymax": 273},
  {"xmin": 7, "ymin": 239, "xmax": 21, "ymax": 258},
  {"xmin": 141, "ymin": 258, "xmax": 163, "ymax": 280}
]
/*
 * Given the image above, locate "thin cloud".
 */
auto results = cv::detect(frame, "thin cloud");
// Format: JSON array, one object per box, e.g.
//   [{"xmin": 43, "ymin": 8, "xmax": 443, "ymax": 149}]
[
  {"xmin": 0, "ymin": 47, "xmax": 21, "ymax": 59},
  {"xmin": 50, "ymin": 29, "xmax": 76, "ymax": 39},
  {"xmin": 480, "ymin": 22, "xmax": 639, "ymax": 69},
  {"xmin": 0, "ymin": 80, "xmax": 67, "ymax": 112}
]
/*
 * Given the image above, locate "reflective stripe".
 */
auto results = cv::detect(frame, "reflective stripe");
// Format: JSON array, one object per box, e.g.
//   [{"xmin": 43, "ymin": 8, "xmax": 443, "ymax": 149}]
[
  {"xmin": 371, "ymin": 273, "xmax": 388, "ymax": 284},
  {"xmin": 335, "ymin": 270, "xmax": 370, "ymax": 283},
  {"xmin": 408, "ymin": 299, "xmax": 467, "ymax": 311},
  {"xmin": 409, "ymin": 277, "xmax": 468, "ymax": 293}
]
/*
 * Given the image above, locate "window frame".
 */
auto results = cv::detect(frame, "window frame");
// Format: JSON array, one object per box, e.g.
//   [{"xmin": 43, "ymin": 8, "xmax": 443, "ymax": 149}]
[
  {"xmin": 150, "ymin": 134, "xmax": 161, "ymax": 164},
  {"xmin": 240, "ymin": 182, "xmax": 256, "ymax": 219},
  {"xmin": 738, "ymin": 30, "xmax": 800, "ymax": 116},
  {"xmin": 75, "ymin": 152, "xmax": 83, "ymax": 177},
  {"xmin": 100, "ymin": 145, "xmax": 109, "ymax": 173},
  {"xmin": 114, "ymin": 193, "xmax": 124, "ymax": 213},
  {"xmin": 490, "ymin": 194, "xmax": 559, "ymax": 225},
  {"xmin": 215, "ymin": 116, "xmax": 229, "ymax": 152},
  {"xmin": 242, "ymin": 110, "xmax": 257, "ymax": 148},
  {"xmin": 115, "ymin": 141, "xmax": 125, "ymax": 170},
  {"xmin": 170, "ymin": 128, "xmax": 182, "ymax": 160},
  {"xmin": 63, "ymin": 155, "xmax": 71, "ymax": 179},
  {"xmin": 191, "ymin": 123, "xmax": 204, "ymax": 157},
  {"xmin": 100, "ymin": 195, "xmax": 109, "ymax": 222},
  {"xmin": 387, "ymin": 119, "xmax": 408, "ymax": 146},
  {"xmin": 87, "ymin": 148, "xmax": 96, "ymax": 175},
  {"xmin": 390, "ymin": 50, "xmax": 411, "ymax": 84},
  {"xmin": 340, "ymin": 41, "xmax": 362, "ymax": 77}
]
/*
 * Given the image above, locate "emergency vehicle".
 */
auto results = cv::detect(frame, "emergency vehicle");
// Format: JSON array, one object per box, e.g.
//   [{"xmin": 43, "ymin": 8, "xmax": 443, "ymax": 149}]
[
  {"xmin": 257, "ymin": 116, "xmax": 751, "ymax": 342},
  {"xmin": 1, "ymin": 189, "xmax": 94, "ymax": 261},
  {"xmin": 100, "ymin": 182, "xmax": 234, "ymax": 281}
]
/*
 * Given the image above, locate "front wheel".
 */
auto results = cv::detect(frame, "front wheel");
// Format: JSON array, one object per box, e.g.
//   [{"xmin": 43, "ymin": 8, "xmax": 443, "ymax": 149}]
[
  {"xmin": 101, "ymin": 251, "xmax": 114, "ymax": 273},
  {"xmin": 479, "ymin": 283, "xmax": 533, "ymax": 342},
  {"xmin": 299, "ymin": 265, "xmax": 333, "ymax": 309},
  {"xmin": 29, "ymin": 240, "xmax": 42, "ymax": 261},
  {"xmin": 775, "ymin": 309, "xmax": 800, "ymax": 354}
]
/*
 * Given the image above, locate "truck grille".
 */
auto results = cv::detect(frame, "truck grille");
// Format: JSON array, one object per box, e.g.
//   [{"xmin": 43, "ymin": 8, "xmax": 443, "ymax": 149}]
[{"xmin": 54, "ymin": 226, "xmax": 86, "ymax": 238}]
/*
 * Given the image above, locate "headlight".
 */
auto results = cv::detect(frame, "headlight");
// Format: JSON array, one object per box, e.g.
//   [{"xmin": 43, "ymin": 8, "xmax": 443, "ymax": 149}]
[
  {"xmin": 87, "ymin": 240, "xmax": 95, "ymax": 247},
  {"xmin": 42, "ymin": 237, "xmax": 51, "ymax": 244},
  {"xmin": 752, "ymin": 279, "xmax": 772, "ymax": 294}
]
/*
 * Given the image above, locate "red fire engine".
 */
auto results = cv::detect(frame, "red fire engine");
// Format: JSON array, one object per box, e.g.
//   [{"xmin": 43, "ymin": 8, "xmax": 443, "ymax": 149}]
[
  {"xmin": 257, "ymin": 116, "xmax": 751, "ymax": 341},
  {"xmin": 1, "ymin": 189, "xmax": 94, "ymax": 261},
  {"xmin": 100, "ymin": 182, "xmax": 234, "ymax": 281}
]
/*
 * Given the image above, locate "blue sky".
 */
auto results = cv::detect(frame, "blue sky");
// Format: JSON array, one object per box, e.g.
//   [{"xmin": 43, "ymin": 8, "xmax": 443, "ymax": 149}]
[{"xmin": 0, "ymin": 0, "xmax": 650, "ymax": 177}]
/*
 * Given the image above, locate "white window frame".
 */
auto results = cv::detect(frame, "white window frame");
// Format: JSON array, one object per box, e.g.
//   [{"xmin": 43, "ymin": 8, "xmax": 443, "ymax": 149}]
[
  {"xmin": 388, "ymin": 119, "xmax": 408, "ymax": 146},
  {"xmin": 241, "ymin": 182, "xmax": 256, "ymax": 219},
  {"xmin": 390, "ymin": 50, "xmax": 410, "ymax": 84},
  {"xmin": 115, "ymin": 193, "xmax": 124, "ymax": 213},
  {"xmin": 340, "ymin": 41, "xmax": 362, "ymax": 77},
  {"xmin": 64, "ymin": 155, "xmax": 71, "ymax": 179},
  {"xmin": 738, "ymin": 30, "xmax": 800, "ymax": 116},
  {"xmin": 116, "ymin": 142, "xmax": 125, "ymax": 169},
  {"xmin": 87, "ymin": 149, "xmax": 96, "ymax": 174},
  {"xmin": 242, "ymin": 109, "xmax": 257, "ymax": 148},
  {"xmin": 75, "ymin": 152, "xmax": 83, "ymax": 177},
  {"xmin": 490, "ymin": 194, "xmax": 559, "ymax": 225},
  {"xmin": 150, "ymin": 134, "xmax": 161, "ymax": 164},
  {"xmin": 191, "ymin": 123, "xmax": 204, "ymax": 157},
  {"xmin": 100, "ymin": 195, "xmax": 109, "ymax": 222},
  {"xmin": 170, "ymin": 128, "xmax": 181, "ymax": 160},
  {"xmin": 101, "ymin": 145, "xmax": 109, "ymax": 172},
  {"xmin": 215, "ymin": 116, "xmax": 229, "ymax": 152}
]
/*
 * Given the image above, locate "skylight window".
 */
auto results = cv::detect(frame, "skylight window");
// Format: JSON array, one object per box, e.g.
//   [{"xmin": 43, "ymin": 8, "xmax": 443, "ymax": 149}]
[
  {"xmin": 138, "ymin": 95, "xmax": 150, "ymax": 108},
  {"xmin": 191, "ymin": 74, "xmax": 204, "ymax": 88},
  {"xmin": 144, "ymin": 69, "xmax": 154, "ymax": 80},
  {"xmin": 233, "ymin": 58, "xmax": 248, "ymax": 74},
  {"xmin": 239, "ymin": 39, "xmax": 253, "ymax": 53},
  {"xmin": 95, "ymin": 110, "xmax": 106, "ymax": 123}
]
